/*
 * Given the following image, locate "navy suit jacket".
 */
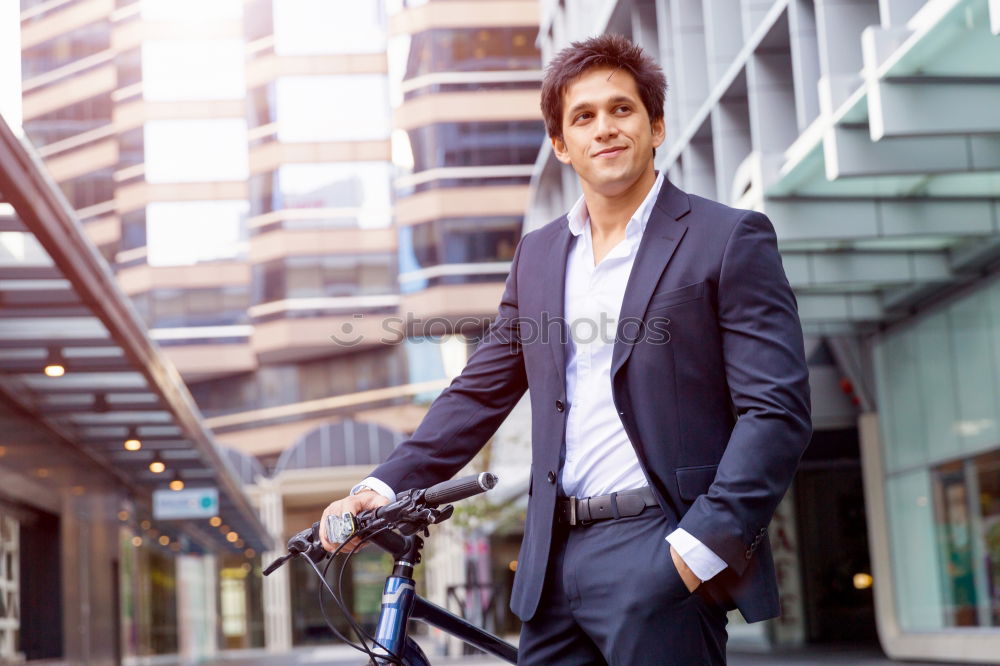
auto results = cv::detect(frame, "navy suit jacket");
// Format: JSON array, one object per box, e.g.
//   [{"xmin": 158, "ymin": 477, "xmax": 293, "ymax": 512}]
[{"xmin": 369, "ymin": 178, "xmax": 812, "ymax": 623}]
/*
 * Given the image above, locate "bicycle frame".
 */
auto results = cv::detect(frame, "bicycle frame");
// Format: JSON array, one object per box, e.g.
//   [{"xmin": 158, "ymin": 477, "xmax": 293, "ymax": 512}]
[{"xmin": 373, "ymin": 573, "xmax": 518, "ymax": 664}]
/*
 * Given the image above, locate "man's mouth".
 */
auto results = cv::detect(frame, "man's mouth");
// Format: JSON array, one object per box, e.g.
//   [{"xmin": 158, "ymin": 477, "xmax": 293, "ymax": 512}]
[{"xmin": 593, "ymin": 146, "xmax": 626, "ymax": 158}]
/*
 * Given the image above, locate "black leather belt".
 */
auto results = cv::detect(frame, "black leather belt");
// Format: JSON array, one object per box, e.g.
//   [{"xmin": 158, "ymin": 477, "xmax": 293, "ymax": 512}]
[{"xmin": 556, "ymin": 486, "xmax": 658, "ymax": 526}]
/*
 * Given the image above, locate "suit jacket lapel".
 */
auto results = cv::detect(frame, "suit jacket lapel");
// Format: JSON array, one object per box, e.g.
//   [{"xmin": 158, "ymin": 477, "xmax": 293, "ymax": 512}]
[
  {"xmin": 540, "ymin": 216, "xmax": 573, "ymax": 386},
  {"xmin": 610, "ymin": 179, "xmax": 691, "ymax": 380}
]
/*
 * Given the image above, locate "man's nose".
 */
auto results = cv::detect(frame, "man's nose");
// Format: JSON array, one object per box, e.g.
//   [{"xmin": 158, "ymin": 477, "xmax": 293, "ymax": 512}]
[{"xmin": 594, "ymin": 112, "xmax": 619, "ymax": 140}]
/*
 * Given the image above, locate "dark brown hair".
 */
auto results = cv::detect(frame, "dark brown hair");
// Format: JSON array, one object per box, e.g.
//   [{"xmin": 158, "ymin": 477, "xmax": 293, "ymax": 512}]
[{"xmin": 540, "ymin": 34, "xmax": 667, "ymax": 141}]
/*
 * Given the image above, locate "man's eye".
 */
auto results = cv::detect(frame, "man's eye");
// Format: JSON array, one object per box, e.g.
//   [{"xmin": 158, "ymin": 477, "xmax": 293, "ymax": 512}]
[
  {"xmin": 574, "ymin": 113, "xmax": 591, "ymax": 123},
  {"xmin": 615, "ymin": 105, "xmax": 631, "ymax": 113}
]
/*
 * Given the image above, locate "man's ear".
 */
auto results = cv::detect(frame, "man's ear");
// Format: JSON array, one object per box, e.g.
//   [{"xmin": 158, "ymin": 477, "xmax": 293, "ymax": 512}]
[
  {"xmin": 551, "ymin": 135, "xmax": 572, "ymax": 165},
  {"xmin": 651, "ymin": 116, "xmax": 666, "ymax": 149}
]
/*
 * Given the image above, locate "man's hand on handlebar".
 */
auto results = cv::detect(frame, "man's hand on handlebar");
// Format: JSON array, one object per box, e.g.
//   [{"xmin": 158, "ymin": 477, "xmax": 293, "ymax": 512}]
[{"xmin": 319, "ymin": 490, "xmax": 390, "ymax": 553}]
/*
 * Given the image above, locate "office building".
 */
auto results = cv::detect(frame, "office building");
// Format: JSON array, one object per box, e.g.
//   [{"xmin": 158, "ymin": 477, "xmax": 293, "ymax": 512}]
[{"xmin": 18, "ymin": 0, "xmax": 542, "ymax": 653}]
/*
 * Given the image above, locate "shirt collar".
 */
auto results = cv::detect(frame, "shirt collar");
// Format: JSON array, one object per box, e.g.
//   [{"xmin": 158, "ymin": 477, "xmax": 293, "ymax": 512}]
[{"xmin": 566, "ymin": 170, "xmax": 665, "ymax": 239}]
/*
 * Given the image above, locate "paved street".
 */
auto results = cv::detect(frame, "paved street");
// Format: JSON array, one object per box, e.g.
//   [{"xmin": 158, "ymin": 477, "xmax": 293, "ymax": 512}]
[{"xmin": 172, "ymin": 644, "xmax": 968, "ymax": 665}]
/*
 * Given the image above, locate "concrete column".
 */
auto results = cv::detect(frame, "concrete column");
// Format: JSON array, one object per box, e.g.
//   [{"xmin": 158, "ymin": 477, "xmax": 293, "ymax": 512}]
[
  {"xmin": 259, "ymin": 479, "xmax": 291, "ymax": 652},
  {"xmin": 176, "ymin": 554, "xmax": 218, "ymax": 664}
]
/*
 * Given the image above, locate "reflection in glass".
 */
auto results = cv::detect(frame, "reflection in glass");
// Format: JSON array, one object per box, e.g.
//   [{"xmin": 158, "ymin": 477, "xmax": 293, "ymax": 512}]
[
  {"xmin": 255, "ymin": 254, "xmax": 395, "ymax": 303},
  {"xmin": 274, "ymin": 0, "xmax": 385, "ymax": 55},
  {"xmin": 275, "ymin": 76, "xmax": 390, "ymax": 143},
  {"xmin": 405, "ymin": 27, "xmax": 540, "ymax": 79},
  {"xmin": 277, "ymin": 162, "xmax": 392, "ymax": 228},
  {"xmin": 146, "ymin": 200, "xmax": 249, "ymax": 266},
  {"xmin": 144, "ymin": 119, "xmax": 249, "ymax": 183},
  {"xmin": 407, "ymin": 121, "xmax": 545, "ymax": 172},
  {"xmin": 931, "ymin": 452, "xmax": 1000, "ymax": 628},
  {"xmin": 142, "ymin": 40, "xmax": 245, "ymax": 101}
]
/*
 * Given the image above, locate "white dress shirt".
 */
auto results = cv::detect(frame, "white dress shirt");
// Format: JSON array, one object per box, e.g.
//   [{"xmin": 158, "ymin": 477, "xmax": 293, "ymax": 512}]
[{"xmin": 356, "ymin": 172, "xmax": 727, "ymax": 582}]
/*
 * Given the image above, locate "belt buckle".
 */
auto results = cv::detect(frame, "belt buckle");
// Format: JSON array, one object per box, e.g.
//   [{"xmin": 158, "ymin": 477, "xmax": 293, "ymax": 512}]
[{"xmin": 569, "ymin": 496, "xmax": 577, "ymax": 526}]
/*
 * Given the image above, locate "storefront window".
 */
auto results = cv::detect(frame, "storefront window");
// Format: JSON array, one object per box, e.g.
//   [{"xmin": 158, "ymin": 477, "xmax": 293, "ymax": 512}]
[
  {"xmin": 877, "ymin": 274, "xmax": 1000, "ymax": 633},
  {"xmin": 275, "ymin": 75, "xmax": 390, "ymax": 143},
  {"xmin": 928, "ymin": 452, "xmax": 1000, "ymax": 627},
  {"xmin": 144, "ymin": 119, "xmax": 249, "ymax": 183},
  {"xmin": 273, "ymin": 0, "xmax": 385, "ymax": 55},
  {"xmin": 141, "ymin": 40, "xmax": 245, "ymax": 101}
]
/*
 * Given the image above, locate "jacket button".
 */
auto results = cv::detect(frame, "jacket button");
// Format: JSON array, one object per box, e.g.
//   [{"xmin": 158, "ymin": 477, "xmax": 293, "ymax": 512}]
[
  {"xmin": 547, "ymin": 471, "xmax": 556, "ymax": 484},
  {"xmin": 759, "ymin": 527, "xmax": 767, "ymax": 535},
  {"xmin": 555, "ymin": 399, "xmax": 565, "ymax": 412},
  {"xmin": 745, "ymin": 549, "xmax": 752, "ymax": 560}
]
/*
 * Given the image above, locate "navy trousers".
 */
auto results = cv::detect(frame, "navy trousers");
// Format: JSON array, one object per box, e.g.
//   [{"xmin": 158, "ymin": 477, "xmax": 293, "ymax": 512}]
[{"xmin": 517, "ymin": 507, "xmax": 728, "ymax": 665}]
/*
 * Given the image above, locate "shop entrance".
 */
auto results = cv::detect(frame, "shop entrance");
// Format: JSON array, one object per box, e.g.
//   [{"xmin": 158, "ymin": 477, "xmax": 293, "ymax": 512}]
[{"xmin": 794, "ymin": 428, "xmax": 879, "ymax": 645}]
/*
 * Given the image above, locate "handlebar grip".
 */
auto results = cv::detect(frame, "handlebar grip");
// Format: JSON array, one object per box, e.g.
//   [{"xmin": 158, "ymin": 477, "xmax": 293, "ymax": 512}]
[{"xmin": 423, "ymin": 472, "xmax": 498, "ymax": 507}]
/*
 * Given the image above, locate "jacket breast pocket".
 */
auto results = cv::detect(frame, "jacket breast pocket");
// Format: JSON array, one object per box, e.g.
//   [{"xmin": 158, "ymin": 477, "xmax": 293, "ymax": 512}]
[
  {"xmin": 646, "ymin": 280, "xmax": 706, "ymax": 314},
  {"xmin": 675, "ymin": 464, "xmax": 718, "ymax": 501}
]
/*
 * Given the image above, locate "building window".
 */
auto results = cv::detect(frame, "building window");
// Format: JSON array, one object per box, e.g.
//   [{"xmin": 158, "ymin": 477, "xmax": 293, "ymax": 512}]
[
  {"xmin": 140, "ymin": 0, "xmax": 242, "ymax": 20},
  {"xmin": 21, "ymin": 21, "xmax": 110, "ymax": 79},
  {"xmin": 141, "ymin": 286, "xmax": 250, "ymax": 328},
  {"xmin": 273, "ymin": 0, "xmax": 385, "ymax": 55},
  {"xmin": 405, "ymin": 27, "xmax": 540, "ymax": 80},
  {"xmin": 275, "ymin": 75, "xmax": 390, "ymax": 143},
  {"xmin": 59, "ymin": 168, "xmax": 116, "ymax": 211},
  {"xmin": 407, "ymin": 121, "xmax": 546, "ymax": 172},
  {"xmin": 141, "ymin": 40, "xmax": 245, "ymax": 101},
  {"xmin": 144, "ymin": 119, "xmax": 249, "ymax": 183},
  {"xmin": 250, "ymin": 162, "xmax": 393, "ymax": 228},
  {"xmin": 146, "ymin": 200, "xmax": 248, "ymax": 266},
  {"xmin": 254, "ymin": 254, "xmax": 396, "ymax": 303},
  {"xmin": 23, "ymin": 94, "xmax": 111, "ymax": 148}
]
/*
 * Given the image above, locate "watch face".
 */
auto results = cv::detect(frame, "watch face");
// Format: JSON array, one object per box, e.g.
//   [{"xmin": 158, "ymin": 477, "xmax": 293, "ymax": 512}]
[{"xmin": 326, "ymin": 512, "xmax": 357, "ymax": 544}]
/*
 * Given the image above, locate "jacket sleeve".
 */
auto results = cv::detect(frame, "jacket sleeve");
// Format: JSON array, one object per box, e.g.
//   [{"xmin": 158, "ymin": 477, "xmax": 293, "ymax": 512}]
[
  {"xmin": 366, "ymin": 235, "xmax": 530, "ymax": 493},
  {"xmin": 677, "ymin": 211, "xmax": 812, "ymax": 576}
]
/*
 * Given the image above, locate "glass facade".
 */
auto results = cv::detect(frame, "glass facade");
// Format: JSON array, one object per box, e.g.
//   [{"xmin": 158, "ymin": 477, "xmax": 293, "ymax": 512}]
[
  {"xmin": 143, "ymin": 119, "xmax": 249, "ymax": 183},
  {"xmin": 131, "ymin": 286, "xmax": 250, "ymax": 329},
  {"xmin": 253, "ymin": 253, "xmax": 395, "ymax": 303},
  {"xmin": 407, "ymin": 120, "xmax": 545, "ymax": 173},
  {"xmin": 274, "ymin": 75, "xmax": 390, "ymax": 143},
  {"xmin": 250, "ymin": 162, "xmax": 393, "ymax": 229},
  {"xmin": 146, "ymin": 200, "xmax": 249, "ymax": 266},
  {"xmin": 23, "ymin": 94, "xmax": 111, "ymax": 148},
  {"xmin": 404, "ymin": 27, "xmax": 539, "ymax": 79},
  {"xmin": 141, "ymin": 40, "xmax": 245, "ymax": 101},
  {"xmin": 139, "ymin": 0, "xmax": 243, "ymax": 20},
  {"xmin": 21, "ymin": 21, "xmax": 110, "ymax": 79},
  {"xmin": 876, "ymin": 275, "xmax": 1000, "ymax": 631},
  {"xmin": 273, "ymin": 0, "xmax": 385, "ymax": 55}
]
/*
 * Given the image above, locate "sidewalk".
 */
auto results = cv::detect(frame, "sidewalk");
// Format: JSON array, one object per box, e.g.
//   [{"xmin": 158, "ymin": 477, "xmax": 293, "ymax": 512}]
[{"xmin": 181, "ymin": 644, "xmax": 966, "ymax": 665}]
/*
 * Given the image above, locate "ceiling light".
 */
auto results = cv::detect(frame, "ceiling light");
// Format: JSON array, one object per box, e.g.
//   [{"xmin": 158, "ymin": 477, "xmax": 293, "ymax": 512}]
[
  {"xmin": 124, "ymin": 426, "xmax": 141, "ymax": 451},
  {"xmin": 148, "ymin": 454, "xmax": 166, "ymax": 474},
  {"xmin": 44, "ymin": 348, "xmax": 65, "ymax": 377},
  {"xmin": 226, "ymin": 531, "xmax": 238, "ymax": 543},
  {"xmin": 209, "ymin": 516, "xmax": 222, "ymax": 527},
  {"xmin": 168, "ymin": 475, "xmax": 184, "ymax": 491}
]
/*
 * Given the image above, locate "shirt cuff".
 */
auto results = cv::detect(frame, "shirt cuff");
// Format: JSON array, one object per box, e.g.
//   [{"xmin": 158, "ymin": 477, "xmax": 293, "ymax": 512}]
[
  {"xmin": 351, "ymin": 477, "xmax": 396, "ymax": 502},
  {"xmin": 665, "ymin": 528, "xmax": 728, "ymax": 582}
]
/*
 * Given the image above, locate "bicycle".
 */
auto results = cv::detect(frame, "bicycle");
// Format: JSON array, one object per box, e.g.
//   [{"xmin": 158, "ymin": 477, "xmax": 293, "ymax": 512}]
[{"xmin": 264, "ymin": 472, "xmax": 518, "ymax": 665}]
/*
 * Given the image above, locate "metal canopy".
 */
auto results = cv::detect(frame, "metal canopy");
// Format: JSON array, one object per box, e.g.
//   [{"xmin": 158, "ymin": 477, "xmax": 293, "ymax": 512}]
[
  {"xmin": 766, "ymin": 0, "xmax": 1000, "ymax": 335},
  {"xmin": 0, "ymin": 115, "xmax": 270, "ymax": 554}
]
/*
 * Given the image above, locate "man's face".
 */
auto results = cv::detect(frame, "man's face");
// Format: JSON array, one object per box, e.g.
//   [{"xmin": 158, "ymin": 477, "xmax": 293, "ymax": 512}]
[{"xmin": 551, "ymin": 66, "xmax": 665, "ymax": 196}]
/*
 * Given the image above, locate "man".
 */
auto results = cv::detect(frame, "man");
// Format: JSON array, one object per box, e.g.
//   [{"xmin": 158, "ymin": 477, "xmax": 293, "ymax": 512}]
[{"xmin": 320, "ymin": 34, "xmax": 811, "ymax": 665}]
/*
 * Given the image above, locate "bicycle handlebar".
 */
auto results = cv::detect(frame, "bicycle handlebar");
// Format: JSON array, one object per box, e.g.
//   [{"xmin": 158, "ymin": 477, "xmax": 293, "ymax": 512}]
[
  {"xmin": 264, "ymin": 472, "xmax": 500, "ymax": 575},
  {"xmin": 423, "ymin": 472, "xmax": 497, "ymax": 507}
]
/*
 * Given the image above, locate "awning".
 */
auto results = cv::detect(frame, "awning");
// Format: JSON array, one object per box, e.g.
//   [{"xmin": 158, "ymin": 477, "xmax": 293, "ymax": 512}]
[
  {"xmin": 764, "ymin": 0, "xmax": 1000, "ymax": 335},
  {"xmin": 0, "ymin": 114, "xmax": 271, "ymax": 554}
]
